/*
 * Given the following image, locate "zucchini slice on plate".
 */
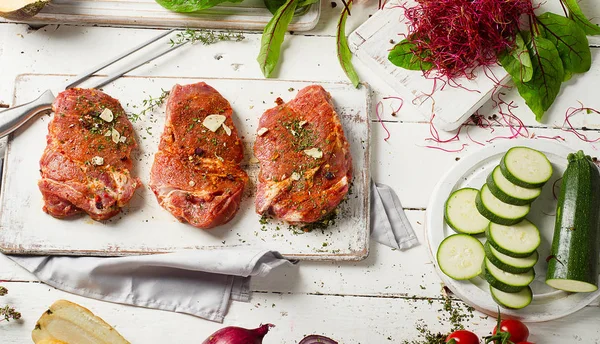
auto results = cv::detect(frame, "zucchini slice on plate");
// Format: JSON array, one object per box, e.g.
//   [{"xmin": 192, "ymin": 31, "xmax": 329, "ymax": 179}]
[
  {"xmin": 546, "ymin": 151, "xmax": 600, "ymax": 293},
  {"xmin": 487, "ymin": 166, "xmax": 541, "ymax": 206},
  {"xmin": 476, "ymin": 184, "xmax": 530, "ymax": 225},
  {"xmin": 436, "ymin": 234, "xmax": 485, "ymax": 280},
  {"xmin": 484, "ymin": 241, "xmax": 538, "ymax": 274},
  {"xmin": 490, "ymin": 285, "xmax": 533, "ymax": 309},
  {"xmin": 445, "ymin": 188, "xmax": 490, "ymax": 234},
  {"xmin": 486, "ymin": 219, "xmax": 541, "ymax": 258},
  {"xmin": 500, "ymin": 146, "xmax": 553, "ymax": 188},
  {"xmin": 483, "ymin": 258, "xmax": 535, "ymax": 293}
]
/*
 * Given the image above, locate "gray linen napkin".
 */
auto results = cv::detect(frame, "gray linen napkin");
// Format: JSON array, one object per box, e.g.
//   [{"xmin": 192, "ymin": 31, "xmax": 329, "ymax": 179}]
[{"xmin": 4, "ymin": 175, "xmax": 417, "ymax": 322}]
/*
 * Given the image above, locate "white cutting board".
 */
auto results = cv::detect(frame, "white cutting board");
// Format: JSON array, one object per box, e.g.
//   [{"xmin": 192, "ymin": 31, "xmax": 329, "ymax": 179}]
[
  {"xmin": 0, "ymin": 74, "xmax": 370, "ymax": 261},
  {"xmin": 348, "ymin": 1, "xmax": 600, "ymax": 131},
  {"xmin": 1, "ymin": 0, "xmax": 320, "ymax": 31},
  {"xmin": 348, "ymin": 1, "xmax": 509, "ymax": 132}
]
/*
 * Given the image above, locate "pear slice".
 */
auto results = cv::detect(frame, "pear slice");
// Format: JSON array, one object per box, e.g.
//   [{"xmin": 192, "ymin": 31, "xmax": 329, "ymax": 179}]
[{"xmin": 0, "ymin": 0, "xmax": 50, "ymax": 20}]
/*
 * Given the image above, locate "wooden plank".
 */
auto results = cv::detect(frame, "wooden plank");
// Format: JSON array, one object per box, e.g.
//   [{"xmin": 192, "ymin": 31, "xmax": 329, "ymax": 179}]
[
  {"xmin": 1, "ymin": 281, "xmax": 599, "ymax": 343},
  {"xmin": 0, "ymin": 0, "xmax": 320, "ymax": 31},
  {"xmin": 0, "ymin": 75, "xmax": 370, "ymax": 261}
]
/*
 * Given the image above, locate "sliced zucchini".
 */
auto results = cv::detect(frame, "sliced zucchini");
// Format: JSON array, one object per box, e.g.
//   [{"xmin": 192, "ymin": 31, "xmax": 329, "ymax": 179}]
[
  {"xmin": 484, "ymin": 241, "xmax": 538, "ymax": 274},
  {"xmin": 436, "ymin": 234, "xmax": 485, "ymax": 280},
  {"xmin": 490, "ymin": 285, "xmax": 533, "ymax": 309},
  {"xmin": 444, "ymin": 188, "xmax": 490, "ymax": 234},
  {"xmin": 500, "ymin": 146, "xmax": 553, "ymax": 188},
  {"xmin": 486, "ymin": 220, "xmax": 541, "ymax": 258},
  {"xmin": 486, "ymin": 166, "xmax": 541, "ymax": 206},
  {"xmin": 483, "ymin": 258, "xmax": 535, "ymax": 293},
  {"xmin": 475, "ymin": 184, "xmax": 530, "ymax": 225}
]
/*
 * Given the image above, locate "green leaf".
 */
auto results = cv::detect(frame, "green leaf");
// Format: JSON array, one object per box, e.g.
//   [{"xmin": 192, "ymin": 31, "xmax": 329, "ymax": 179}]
[
  {"xmin": 155, "ymin": 0, "xmax": 243, "ymax": 12},
  {"xmin": 562, "ymin": 0, "xmax": 600, "ymax": 35},
  {"xmin": 512, "ymin": 34, "xmax": 564, "ymax": 121},
  {"xmin": 336, "ymin": 3, "xmax": 360, "ymax": 87},
  {"xmin": 297, "ymin": 0, "xmax": 319, "ymax": 7},
  {"xmin": 257, "ymin": 0, "xmax": 298, "ymax": 78},
  {"xmin": 498, "ymin": 32, "xmax": 533, "ymax": 83},
  {"xmin": 387, "ymin": 39, "xmax": 433, "ymax": 71},
  {"xmin": 264, "ymin": 0, "xmax": 287, "ymax": 14},
  {"xmin": 537, "ymin": 12, "xmax": 591, "ymax": 81}
]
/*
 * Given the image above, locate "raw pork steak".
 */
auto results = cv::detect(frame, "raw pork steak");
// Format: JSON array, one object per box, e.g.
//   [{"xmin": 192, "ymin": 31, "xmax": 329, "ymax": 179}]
[
  {"xmin": 254, "ymin": 85, "xmax": 353, "ymax": 224},
  {"xmin": 150, "ymin": 82, "xmax": 248, "ymax": 229},
  {"xmin": 38, "ymin": 88, "xmax": 141, "ymax": 221}
]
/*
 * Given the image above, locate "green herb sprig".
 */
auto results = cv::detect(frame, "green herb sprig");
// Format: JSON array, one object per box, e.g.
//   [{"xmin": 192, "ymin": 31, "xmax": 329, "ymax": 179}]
[
  {"xmin": 0, "ymin": 286, "xmax": 21, "ymax": 322},
  {"xmin": 129, "ymin": 89, "xmax": 170, "ymax": 123},
  {"xmin": 169, "ymin": 28, "xmax": 245, "ymax": 47}
]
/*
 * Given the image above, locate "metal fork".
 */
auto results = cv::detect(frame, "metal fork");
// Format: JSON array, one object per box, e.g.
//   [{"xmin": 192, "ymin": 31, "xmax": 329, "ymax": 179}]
[{"xmin": 0, "ymin": 28, "xmax": 189, "ymax": 139}]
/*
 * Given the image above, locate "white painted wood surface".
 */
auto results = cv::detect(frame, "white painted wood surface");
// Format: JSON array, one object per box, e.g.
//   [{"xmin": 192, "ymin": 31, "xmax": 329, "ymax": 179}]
[
  {"xmin": 0, "ymin": 75, "xmax": 371, "ymax": 261},
  {"xmin": 0, "ymin": 0, "xmax": 321, "ymax": 31},
  {"xmin": 1, "ymin": 3, "xmax": 600, "ymax": 342}
]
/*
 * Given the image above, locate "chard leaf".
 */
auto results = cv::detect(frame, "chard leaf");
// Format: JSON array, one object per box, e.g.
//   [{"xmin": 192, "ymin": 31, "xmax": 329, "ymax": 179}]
[
  {"xmin": 498, "ymin": 32, "xmax": 533, "ymax": 83},
  {"xmin": 388, "ymin": 39, "xmax": 433, "ymax": 71},
  {"xmin": 337, "ymin": 2, "xmax": 360, "ymax": 87},
  {"xmin": 264, "ymin": 0, "xmax": 287, "ymax": 14},
  {"xmin": 257, "ymin": 0, "xmax": 298, "ymax": 78},
  {"xmin": 537, "ymin": 12, "xmax": 591, "ymax": 81},
  {"xmin": 155, "ymin": 0, "xmax": 243, "ymax": 12},
  {"xmin": 513, "ymin": 34, "xmax": 564, "ymax": 121},
  {"xmin": 562, "ymin": 0, "xmax": 600, "ymax": 35}
]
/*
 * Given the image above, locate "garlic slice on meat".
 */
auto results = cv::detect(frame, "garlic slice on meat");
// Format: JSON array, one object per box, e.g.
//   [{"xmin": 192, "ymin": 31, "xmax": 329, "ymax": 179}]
[
  {"xmin": 257, "ymin": 127, "xmax": 269, "ymax": 136},
  {"xmin": 222, "ymin": 123, "xmax": 232, "ymax": 136},
  {"xmin": 304, "ymin": 148, "xmax": 323, "ymax": 159},
  {"xmin": 291, "ymin": 172, "xmax": 301, "ymax": 180},
  {"xmin": 91, "ymin": 156, "xmax": 104, "ymax": 166},
  {"xmin": 203, "ymin": 114, "xmax": 226, "ymax": 132},
  {"xmin": 99, "ymin": 108, "xmax": 114, "ymax": 122},
  {"xmin": 111, "ymin": 128, "xmax": 121, "ymax": 144}
]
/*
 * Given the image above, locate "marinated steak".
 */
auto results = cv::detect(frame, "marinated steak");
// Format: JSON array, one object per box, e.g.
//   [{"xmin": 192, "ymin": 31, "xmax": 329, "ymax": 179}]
[
  {"xmin": 254, "ymin": 85, "xmax": 353, "ymax": 224},
  {"xmin": 149, "ymin": 82, "xmax": 248, "ymax": 229},
  {"xmin": 38, "ymin": 88, "xmax": 141, "ymax": 221}
]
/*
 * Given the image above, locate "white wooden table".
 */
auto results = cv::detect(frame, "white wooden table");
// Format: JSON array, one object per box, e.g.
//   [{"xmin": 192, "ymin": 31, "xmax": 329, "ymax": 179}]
[{"xmin": 1, "ymin": 2, "xmax": 600, "ymax": 342}]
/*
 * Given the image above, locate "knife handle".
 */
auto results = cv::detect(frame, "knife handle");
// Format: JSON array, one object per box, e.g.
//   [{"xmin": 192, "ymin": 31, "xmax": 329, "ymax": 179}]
[{"xmin": 0, "ymin": 89, "xmax": 55, "ymax": 139}]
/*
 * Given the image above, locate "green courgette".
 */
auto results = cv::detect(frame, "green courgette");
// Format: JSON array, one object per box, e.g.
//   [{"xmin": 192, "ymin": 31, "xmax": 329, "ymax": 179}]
[{"xmin": 546, "ymin": 151, "xmax": 600, "ymax": 293}]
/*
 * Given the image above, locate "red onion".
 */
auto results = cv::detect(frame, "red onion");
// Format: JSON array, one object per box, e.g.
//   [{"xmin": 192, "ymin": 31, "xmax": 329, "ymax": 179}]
[
  {"xmin": 202, "ymin": 324, "xmax": 274, "ymax": 344},
  {"xmin": 298, "ymin": 334, "xmax": 339, "ymax": 344}
]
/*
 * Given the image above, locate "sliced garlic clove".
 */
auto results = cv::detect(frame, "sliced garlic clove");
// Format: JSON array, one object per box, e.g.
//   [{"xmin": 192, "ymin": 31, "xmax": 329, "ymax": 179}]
[
  {"xmin": 222, "ymin": 123, "xmax": 232, "ymax": 136},
  {"xmin": 99, "ymin": 108, "xmax": 114, "ymax": 122},
  {"xmin": 257, "ymin": 127, "xmax": 269, "ymax": 136},
  {"xmin": 203, "ymin": 114, "xmax": 227, "ymax": 132},
  {"xmin": 304, "ymin": 148, "xmax": 323, "ymax": 159}
]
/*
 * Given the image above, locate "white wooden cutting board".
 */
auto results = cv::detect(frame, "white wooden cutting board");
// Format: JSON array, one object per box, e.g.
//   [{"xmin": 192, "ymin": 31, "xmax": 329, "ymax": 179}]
[
  {"xmin": 348, "ymin": 1, "xmax": 600, "ymax": 131},
  {"xmin": 0, "ymin": 74, "xmax": 370, "ymax": 261},
  {"xmin": 1, "ymin": 0, "xmax": 320, "ymax": 31}
]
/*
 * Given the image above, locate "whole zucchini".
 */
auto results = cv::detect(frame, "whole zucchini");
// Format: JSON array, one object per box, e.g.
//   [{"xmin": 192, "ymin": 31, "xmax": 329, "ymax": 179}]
[{"xmin": 546, "ymin": 151, "xmax": 600, "ymax": 292}]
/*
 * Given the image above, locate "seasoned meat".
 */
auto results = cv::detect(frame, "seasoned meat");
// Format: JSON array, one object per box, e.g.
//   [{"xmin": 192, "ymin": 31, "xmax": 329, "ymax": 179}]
[
  {"xmin": 149, "ymin": 82, "xmax": 248, "ymax": 229},
  {"xmin": 38, "ymin": 88, "xmax": 141, "ymax": 221},
  {"xmin": 254, "ymin": 85, "xmax": 353, "ymax": 224}
]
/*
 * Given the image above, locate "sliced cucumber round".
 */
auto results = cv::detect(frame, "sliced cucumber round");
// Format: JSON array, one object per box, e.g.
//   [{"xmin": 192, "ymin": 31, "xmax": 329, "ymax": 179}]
[
  {"xmin": 437, "ymin": 234, "xmax": 485, "ymax": 280},
  {"xmin": 484, "ymin": 241, "xmax": 538, "ymax": 274},
  {"xmin": 475, "ymin": 184, "xmax": 530, "ymax": 225},
  {"xmin": 444, "ymin": 188, "xmax": 490, "ymax": 234},
  {"xmin": 486, "ymin": 166, "xmax": 541, "ymax": 206},
  {"xmin": 483, "ymin": 258, "xmax": 535, "ymax": 293},
  {"xmin": 490, "ymin": 285, "xmax": 533, "ymax": 309},
  {"xmin": 486, "ymin": 220, "xmax": 541, "ymax": 258},
  {"xmin": 500, "ymin": 146, "xmax": 553, "ymax": 188}
]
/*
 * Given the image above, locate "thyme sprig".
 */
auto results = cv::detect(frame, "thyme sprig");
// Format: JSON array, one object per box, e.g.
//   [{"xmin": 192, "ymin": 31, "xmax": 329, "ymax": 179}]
[
  {"xmin": 0, "ymin": 286, "xmax": 21, "ymax": 322},
  {"xmin": 169, "ymin": 28, "xmax": 245, "ymax": 46},
  {"xmin": 129, "ymin": 88, "xmax": 170, "ymax": 123}
]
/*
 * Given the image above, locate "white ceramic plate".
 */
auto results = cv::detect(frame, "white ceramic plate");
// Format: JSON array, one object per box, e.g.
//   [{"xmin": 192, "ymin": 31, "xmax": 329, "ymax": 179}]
[{"xmin": 425, "ymin": 140, "xmax": 600, "ymax": 322}]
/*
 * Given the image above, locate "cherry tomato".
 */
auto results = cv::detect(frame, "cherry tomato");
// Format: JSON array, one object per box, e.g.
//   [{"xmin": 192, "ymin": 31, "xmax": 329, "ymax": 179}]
[
  {"xmin": 445, "ymin": 330, "xmax": 479, "ymax": 344},
  {"xmin": 493, "ymin": 319, "xmax": 529, "ymax": 342}
]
